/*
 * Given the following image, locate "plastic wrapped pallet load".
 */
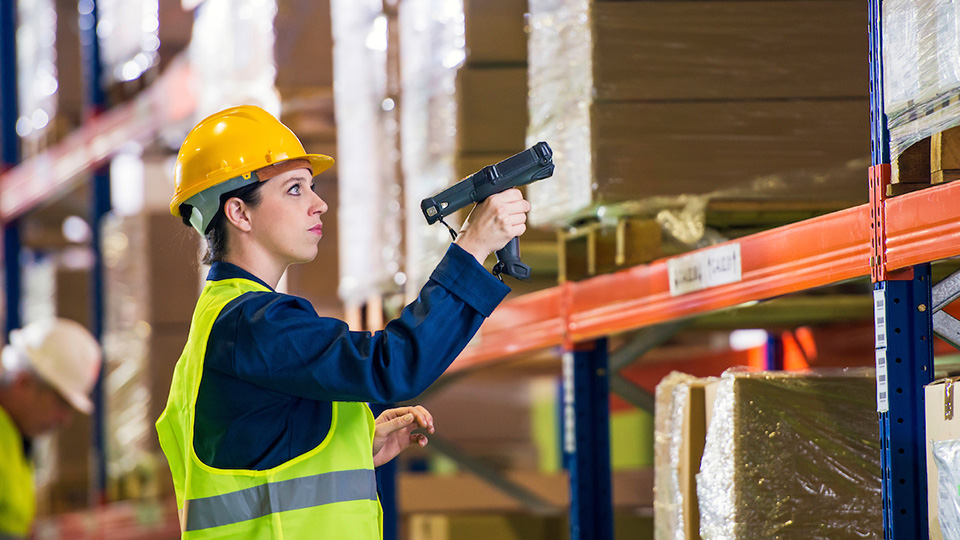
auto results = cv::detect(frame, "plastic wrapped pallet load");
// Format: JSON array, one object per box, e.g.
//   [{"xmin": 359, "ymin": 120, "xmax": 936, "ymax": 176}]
[
  {"xmin": 883, "ymin": 0, "xmax": 960, "ymax": 159},
  {"xmin": 697, "ymin": 369, "xmax": 882, "ymax": 540},
  {"xmin": 525, "ymin": 0, "xmax": 870, "ymax": 227}
]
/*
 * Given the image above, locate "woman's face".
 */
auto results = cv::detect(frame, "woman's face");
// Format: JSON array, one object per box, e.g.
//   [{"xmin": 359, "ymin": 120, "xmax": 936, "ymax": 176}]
[{"xmin": 247, "ymin": 167, "xmax": 328, "ymax": 266}]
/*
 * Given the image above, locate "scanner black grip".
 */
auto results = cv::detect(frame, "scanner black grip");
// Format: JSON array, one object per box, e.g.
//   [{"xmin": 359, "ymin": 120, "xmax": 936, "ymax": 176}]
[{"xmin": 493, "ymin": 237, "xmax": 531, "ymax": 280}]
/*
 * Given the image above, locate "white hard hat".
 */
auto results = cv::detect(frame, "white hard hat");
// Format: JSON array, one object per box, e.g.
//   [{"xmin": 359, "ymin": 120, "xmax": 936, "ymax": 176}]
[{"xmin": 6, "ymin": 318, "xmax": 102, "ymax": 414}]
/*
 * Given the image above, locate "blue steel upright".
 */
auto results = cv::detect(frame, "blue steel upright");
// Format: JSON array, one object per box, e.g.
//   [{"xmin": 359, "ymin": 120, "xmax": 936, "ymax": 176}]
[
  {"xmin": 1, "ymin": 0, "xmax": 21, "ymax": 337},
  {"xmin": 874, "ymin": 268, "xmax": 934, "ymax": 539},
  {"xmin": 868, "ymin": 0, "xmax": 932, "ymax": 537},
  {"xmin": 563, "ymin": 338, "xmax": 613, "ymax": 540},
  {"xmin": 765, "ymin": 333, "xmax": 783, "ymax": 371},
  {"xmin": 80, "ymin": 0, "xmax": 111, "ymax": 500}
]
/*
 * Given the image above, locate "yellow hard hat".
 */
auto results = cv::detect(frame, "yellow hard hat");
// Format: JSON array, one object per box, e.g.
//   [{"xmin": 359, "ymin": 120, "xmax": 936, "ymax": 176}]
[{"xmin": 171, "ymin": 105, "xmax": 334, "ymax": 233}]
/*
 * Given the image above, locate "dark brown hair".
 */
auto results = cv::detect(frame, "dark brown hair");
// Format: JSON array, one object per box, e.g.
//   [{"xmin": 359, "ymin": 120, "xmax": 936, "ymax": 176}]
[{"xmin": 179, "ymin": 181, "xmax": 264, "ymax": 264}]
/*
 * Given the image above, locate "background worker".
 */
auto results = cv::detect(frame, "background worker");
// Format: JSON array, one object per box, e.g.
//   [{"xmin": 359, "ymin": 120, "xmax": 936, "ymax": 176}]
[
  {"xmin": 156, "ymin": 105, "xmax": 529, "ymax": 539},
  {"xmin": 0, "ymin": 318, "xmax": 102, "ymax": 539}
]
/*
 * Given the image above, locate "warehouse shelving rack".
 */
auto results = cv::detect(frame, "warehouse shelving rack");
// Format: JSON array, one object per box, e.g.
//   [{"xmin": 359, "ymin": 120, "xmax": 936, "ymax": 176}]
[{"xmin": 0, "ymin": 0, "xmax": 956, "ymax": 538}]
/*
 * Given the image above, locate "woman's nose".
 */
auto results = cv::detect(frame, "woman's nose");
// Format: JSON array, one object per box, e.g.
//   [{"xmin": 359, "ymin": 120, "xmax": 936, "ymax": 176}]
[{"xmin": 312, "ymin": 192, "xmax": 328, "ymax": 215}]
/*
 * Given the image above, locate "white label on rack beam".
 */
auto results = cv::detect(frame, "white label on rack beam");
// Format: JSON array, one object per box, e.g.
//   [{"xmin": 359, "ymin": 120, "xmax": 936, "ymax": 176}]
[
  {"xmin": 668, "ymin": 243, "xmax": 742, "ymax": 296},
  {"xmin": 876, "ymin": 348, "xmax": 889, "ymax": 413}
]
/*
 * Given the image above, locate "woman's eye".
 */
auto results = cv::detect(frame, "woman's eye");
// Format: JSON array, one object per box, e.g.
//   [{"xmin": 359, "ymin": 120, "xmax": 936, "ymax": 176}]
[{"xmin": 289, "ymin": 184, "xmax": 301, "ymax": 195}]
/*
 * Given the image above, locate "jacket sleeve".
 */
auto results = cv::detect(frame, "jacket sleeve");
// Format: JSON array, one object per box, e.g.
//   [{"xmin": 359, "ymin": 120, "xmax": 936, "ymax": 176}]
[{"xmin": 206, "ymin": 243, "xmax": 511, "ymax": 403}]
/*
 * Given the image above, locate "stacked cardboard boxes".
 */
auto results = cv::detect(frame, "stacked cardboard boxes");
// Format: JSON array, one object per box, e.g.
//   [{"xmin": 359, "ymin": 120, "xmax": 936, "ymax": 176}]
[
  {"xmin": 455, "ymin": 0, "xmax": 529, "ymax": 181},
  {"xmin": 526, "ymin": 0, "xmax": 871, "ymax": 226}
]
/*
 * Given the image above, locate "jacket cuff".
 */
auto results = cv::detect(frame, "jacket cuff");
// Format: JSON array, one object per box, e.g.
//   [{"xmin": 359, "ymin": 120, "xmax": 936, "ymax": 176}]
[{"xmin": 430, "ymin": 244, "xmax": 511, "ymax": 317}]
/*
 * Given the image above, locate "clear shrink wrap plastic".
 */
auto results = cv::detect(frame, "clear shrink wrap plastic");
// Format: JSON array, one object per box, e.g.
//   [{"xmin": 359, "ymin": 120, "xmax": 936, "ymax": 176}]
[
  {"xmin": 96, "ymin": 0, "xmax": 159, "ymax": 84},
  {"xmin": 100, "ymin": 215, "xmax": 157, "ymax": 494},
  {"xmin": 884, "ymin": 0, "xmax": 960, "ymax": 158},
  {"xmin": 654, "ymin": 372, "xmax": 696, "ymax": 540},
  {"xmin": 331, "ymin": 0, "xmax": 404, "ymax": 308},
  {"xmin": 398, "ymin": 0, "xmax": 466, "ymax": 299},
  {"xmin": 526, "ymin": 0, "xmax": 594, "ymax": 228},
  {"xmin": 933, "ymin": 439, "xmax": 960, "ymax": 536},
  {"xmin": 526, "ymin": 0, "xmax": 869, "ymax": 227},
  {"xmin": 697, "ymin": 369, "xmax": 882, "ymax": 540},
  {"xmin": 189, "ymin": 0, "xmax": 280, "ymax": 121},
  {"xmin": 15, "ymin": 0, "xmax": 57, "ymax": 145}
]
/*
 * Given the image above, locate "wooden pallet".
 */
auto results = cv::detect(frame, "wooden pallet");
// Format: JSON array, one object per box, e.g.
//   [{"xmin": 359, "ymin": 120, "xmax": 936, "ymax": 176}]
[
  {"xmin": 558, "ymin": 199, "xmax": 853, "ymax": 282},
  {"xmin": 891, "ymin": 125, "xmax": 960, "ymax": 196}
]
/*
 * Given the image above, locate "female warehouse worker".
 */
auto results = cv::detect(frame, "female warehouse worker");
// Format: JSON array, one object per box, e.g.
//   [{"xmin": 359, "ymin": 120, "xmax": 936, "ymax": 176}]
[{"xmin": 155, "ymin": 105, "xmax": 529, "ymax": 539}]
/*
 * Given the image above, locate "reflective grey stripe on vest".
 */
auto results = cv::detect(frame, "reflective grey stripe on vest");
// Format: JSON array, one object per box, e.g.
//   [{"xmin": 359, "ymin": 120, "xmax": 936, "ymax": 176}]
[
  {"xmin": 0, "ymin": 533, "xmax": 25, "ymax": 540},
  {"xmin": 185, "ymin": 468, "xmax": 377, "ymax": 531}
]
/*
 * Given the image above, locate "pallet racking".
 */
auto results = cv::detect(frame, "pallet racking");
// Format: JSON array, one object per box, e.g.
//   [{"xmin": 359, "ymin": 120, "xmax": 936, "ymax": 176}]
[{"xmin": 0, "ymin": 0, "xmax": 957, "ymax": 538}]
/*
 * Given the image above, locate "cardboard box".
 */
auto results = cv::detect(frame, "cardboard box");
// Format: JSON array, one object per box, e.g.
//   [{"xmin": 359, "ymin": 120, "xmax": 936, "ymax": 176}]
[
  {"xmin": 680, "ymin": 382, "xmax": 707, "ymax": 540},
  {"xmin": 463, "ymin": 0, "xmax": 528, "ymax": 66},
  {"xmin": 654, "ymin": 374, "xmax": 709, "ymax": 540},
  {"xmin": 409, "ymin": 513, "xmax": 565, "ymax": 540},
  {"xmin": 275, "ymin": 0, "xmax": 334, "ymax": 92},
  {"xmin": 592, "ymin": 1, "xmax": 867, "ymax": 102},
  {"xmin": 925, "ymin": 377, "xmax": 960, "ymax": 540},
  {"xmin": 590, "ymin": 99, "xmax": 869, "ymax": 203},
  {"xmin": 457, "ymin": 67, "xmax": 528, "ymax": 154}
]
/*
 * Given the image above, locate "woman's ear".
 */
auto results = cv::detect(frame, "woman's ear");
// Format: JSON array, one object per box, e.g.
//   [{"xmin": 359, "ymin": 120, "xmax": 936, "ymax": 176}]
[{"xmin": 223, "ymin": 197, "xmax": 253, "ymax": 233}]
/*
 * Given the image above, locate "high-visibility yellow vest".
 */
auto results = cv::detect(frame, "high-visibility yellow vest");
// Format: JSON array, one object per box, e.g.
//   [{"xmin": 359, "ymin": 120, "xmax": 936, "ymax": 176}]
[
  {"xmin": 0, "ymin": 405, "xmax": 33, "ymax": 539},
  {"xmin": 156, "ymin": 278, "xmax": 381, "ymax": 539}
]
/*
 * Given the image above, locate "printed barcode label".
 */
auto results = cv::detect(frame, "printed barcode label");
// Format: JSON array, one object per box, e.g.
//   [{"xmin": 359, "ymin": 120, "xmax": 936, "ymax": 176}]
[
  {"xmin": 876, "ymin": 348, "xmax": 889, "ymax": 412},
  {"xmin": 562, "ymin": 352, "xmax": 576, "ymax": 454},
  {"xmin": 874, "ymin": 288, "xmax": 887, "ymax": 348}
]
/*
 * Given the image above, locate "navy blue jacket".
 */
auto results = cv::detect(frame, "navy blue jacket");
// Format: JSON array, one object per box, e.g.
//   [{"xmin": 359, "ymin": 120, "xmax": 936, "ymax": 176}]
[{"xmin": 193, "ymin": 244, "xmax": 510, "ymax": 470}]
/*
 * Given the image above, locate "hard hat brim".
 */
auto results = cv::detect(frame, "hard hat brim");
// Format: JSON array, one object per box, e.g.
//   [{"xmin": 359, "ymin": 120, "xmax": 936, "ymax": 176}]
[{"xmin": 170, "ymin": 153, "xmax": 335, "ymax": 217}]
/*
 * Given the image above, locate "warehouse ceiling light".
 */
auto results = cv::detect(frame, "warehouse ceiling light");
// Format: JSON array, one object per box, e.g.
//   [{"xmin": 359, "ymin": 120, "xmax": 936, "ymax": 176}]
[
  {"xmin": 729, "ymin": 329, "xmax": 768, "ymax": 351},
  {"xmin": 62, "ymin": 216, "xmax": 92, "ymax": 244},
  {"xmin": 15, "ymin": 117, "xmax": 32, "ymax": 137},
  {"xmin": 365, "ymin": 14, "xmax": 387, "ymax": 52}
]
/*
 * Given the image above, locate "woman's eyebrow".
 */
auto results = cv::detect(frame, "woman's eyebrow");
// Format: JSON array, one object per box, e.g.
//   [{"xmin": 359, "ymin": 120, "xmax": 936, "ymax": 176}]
[{"xmin": 282, "ymin": 175, "xmax": 311, "ymax": 186}]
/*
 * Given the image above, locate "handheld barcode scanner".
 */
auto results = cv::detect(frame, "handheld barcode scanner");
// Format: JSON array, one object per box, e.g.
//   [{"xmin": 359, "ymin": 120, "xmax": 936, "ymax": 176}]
[{"xmin": 420, "ymin": 142, "xmax": 554, "ymax": 280}]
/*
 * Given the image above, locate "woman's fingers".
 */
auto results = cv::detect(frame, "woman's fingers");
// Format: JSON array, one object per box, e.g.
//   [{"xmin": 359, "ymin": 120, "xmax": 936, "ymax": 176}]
[
  {"xmin": 377, "ymin": 406, "xmax": 435, "ymax": 434},
  {"xmin": 412, "ymin": 405, "xmax": 434, "ymax": 433},
  {"xmin": 412, "ymin": 433, "xmax": 429, "ymax": 447}
]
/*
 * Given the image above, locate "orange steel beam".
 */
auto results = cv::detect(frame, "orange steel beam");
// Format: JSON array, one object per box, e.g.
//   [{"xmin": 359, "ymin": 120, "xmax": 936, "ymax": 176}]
[
  {"xmin": 451, "ymin": 180, "xmax": 960, "ymax": 372},
  {"xmin": 0, "ymin": 58, "xmax": 194, "ymax": 222},
  {"xmin": 886, "ymin": 178, "xmax": 960, "ymax": 271}
]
